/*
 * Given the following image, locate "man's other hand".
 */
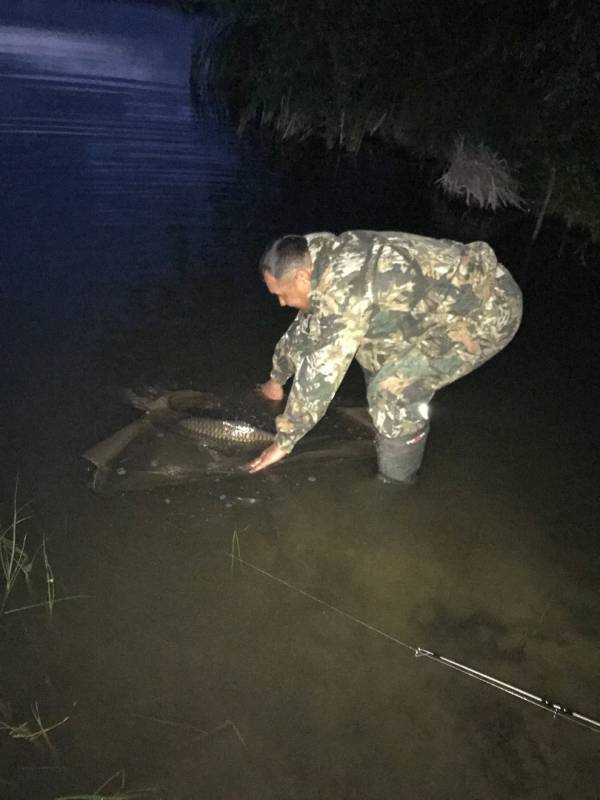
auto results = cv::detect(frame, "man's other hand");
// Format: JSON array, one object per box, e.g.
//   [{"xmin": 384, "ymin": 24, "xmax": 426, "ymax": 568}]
[
  {"xmin": 246, "ymin": 443, "xmax": 288, "ymax": 473},
  {"xmin": 256, "ymin": 379, "xmax": 284, "ymax": 402}
]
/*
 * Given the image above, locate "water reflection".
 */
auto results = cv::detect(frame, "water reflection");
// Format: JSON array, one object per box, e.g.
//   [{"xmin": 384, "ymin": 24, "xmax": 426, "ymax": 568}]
[
  {"xmin": 0, "ymin": 0, "xmax": 259, "ymax": 347},
  {"xmin": 0, "ymin": 0, "xmax": 429, "ymax": 353},
  {"xmin": 0, "ymin": 24, "xmax": 170, "ymax": 82}
]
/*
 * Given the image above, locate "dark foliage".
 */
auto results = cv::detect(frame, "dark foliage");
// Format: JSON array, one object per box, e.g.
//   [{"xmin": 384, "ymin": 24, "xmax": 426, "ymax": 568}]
[{"xmin": 192, "ymin": 0, "xmax": 600, "ymax": 238}]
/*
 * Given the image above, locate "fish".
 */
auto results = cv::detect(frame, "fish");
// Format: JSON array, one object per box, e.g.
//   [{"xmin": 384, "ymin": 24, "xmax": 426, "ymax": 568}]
[
  {"xmin": 120, "ymin": 387, "xmax": 275, "ymax": 449},
  {"xmin": 168, "ymin": 416, "xmax": 275, "ymax": 450},
  {"xmin": 84, "ymin": 387, "xmax": 377, "ymax": 493}
]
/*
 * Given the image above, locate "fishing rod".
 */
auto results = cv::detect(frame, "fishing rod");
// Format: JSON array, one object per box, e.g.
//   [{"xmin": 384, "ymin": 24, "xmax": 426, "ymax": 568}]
[
  {"xmin": 413, "ymin": 648, "xmax": 600, "ymax": 733},
  {"xmin": 227, "ymin": 552, "xmax": 600, "ymax": 735}
]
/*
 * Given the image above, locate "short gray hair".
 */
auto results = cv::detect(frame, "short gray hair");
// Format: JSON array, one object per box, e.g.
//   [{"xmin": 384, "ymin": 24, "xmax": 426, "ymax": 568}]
[{"xmin": 259, "ymin": 235, "xmax": 310, "ymax": 280}]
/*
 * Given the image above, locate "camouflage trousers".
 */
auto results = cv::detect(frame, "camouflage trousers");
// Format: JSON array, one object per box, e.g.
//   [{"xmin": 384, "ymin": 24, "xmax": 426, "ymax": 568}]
[{"xmin": 364, "ymin": 269, "xmax": 523, "ymax": 438}]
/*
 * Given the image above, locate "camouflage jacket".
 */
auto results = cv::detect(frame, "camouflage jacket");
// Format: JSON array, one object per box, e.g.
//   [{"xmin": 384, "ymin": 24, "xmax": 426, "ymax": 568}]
[{"xmin": 270, "ymin": 230, "xmax": 520, "ymax": 453}]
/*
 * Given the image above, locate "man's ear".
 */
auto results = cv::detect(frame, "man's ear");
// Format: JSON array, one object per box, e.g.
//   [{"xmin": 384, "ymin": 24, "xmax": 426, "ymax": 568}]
[{"xmin": 296, "ymin": 264, "xmax": 312, "ymax": 287}]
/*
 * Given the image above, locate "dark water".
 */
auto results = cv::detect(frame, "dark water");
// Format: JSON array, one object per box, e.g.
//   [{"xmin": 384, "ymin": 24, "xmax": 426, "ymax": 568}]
[{"xmin": 1, "ymin": 2, "xmax": 599, "ymax": 798}]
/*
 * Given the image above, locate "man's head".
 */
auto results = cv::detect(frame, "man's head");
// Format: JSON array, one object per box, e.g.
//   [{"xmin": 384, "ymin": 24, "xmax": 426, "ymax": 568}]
[{"xmin": 259, "ymin": 235, "xmax": 313, "ymax": 311}]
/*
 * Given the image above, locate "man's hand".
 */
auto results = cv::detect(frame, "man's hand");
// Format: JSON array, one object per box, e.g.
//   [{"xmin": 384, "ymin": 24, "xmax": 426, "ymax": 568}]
[
  {"xmin": 246, "ymin": 443, "xmax": 288, "ymax": 474},
  {"xmin": 256, "ymin": 379, "xmax": 284, "ymax": 402}
]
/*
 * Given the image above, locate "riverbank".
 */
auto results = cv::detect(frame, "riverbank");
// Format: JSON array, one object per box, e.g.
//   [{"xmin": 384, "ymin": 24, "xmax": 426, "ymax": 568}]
[{"xmin": 190, "ymin": 0, "xmax": 600, "ymax": 249}]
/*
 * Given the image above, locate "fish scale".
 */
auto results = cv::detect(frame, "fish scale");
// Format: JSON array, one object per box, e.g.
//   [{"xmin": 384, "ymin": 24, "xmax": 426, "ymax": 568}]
[{"xmin": 174, "ymin": 416, "xmax": 275, "ymax": 448}]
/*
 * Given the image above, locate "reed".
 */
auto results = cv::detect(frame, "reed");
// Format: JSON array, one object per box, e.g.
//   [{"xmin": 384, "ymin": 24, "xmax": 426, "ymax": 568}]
[
  {"xmin": 0, "ymin": 484, "xmax": 89, "ymax": 616},
  {"xmin": 134, "ymin": 714, "xmax": 246, "ymax": 747},
  {"xmin": 230, "ymin": 527, "xmax": 241, "ymax": 575},
  {"xmin": 3, "ymin": 594, "xmax": 90, "ymax": 616},
  {"xmin": 55, "ymin": 790, "xmax": 160, "ymax": 799},
  {"xmin": 54, "ymin": 769, "xmax": 162, "ymax": 799},
  {"xmin": 196, "ymin": 0, "xmax": 600, "ymax": 241},
  {"xmin": 0, "ymin": 478, "xmax": 33, "ymax": 612},
  {"xmin": 0, "ymin": 701, "xmax": 69, "ymax": 749},
  {"xmin": 437, "ymin": 137, "xmax": 525, "ymax": 212},
  {"xmin": 42, "ymin": 535, "xmax": 56, "ymax": 616},
  {"xmin": 54, "ymin": 792, "xmax": 161, "ymax": 799}
]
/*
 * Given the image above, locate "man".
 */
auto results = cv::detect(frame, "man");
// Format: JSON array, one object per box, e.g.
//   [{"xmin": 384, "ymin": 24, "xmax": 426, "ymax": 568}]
[{"xmin": 247, "ymin": 230, "xmax": 522, "ymax": 482}]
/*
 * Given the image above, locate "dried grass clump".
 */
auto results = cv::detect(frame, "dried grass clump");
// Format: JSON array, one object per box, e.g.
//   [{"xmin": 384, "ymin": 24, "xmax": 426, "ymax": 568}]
[{"xmin": 437, "ymin": 137, "xmax": 525, "ymax": 211}]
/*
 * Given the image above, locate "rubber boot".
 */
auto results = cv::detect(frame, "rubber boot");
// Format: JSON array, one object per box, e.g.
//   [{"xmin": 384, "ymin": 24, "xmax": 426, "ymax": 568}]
[{"xmin": 376, "ymin": 424, "xmax": 429, "ymax": 484}]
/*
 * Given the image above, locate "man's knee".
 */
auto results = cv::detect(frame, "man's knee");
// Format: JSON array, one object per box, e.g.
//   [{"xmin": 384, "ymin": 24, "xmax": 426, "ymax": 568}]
[{"xmin": 367, "ymin": 377, "xmax": 433, "ymax": 437}]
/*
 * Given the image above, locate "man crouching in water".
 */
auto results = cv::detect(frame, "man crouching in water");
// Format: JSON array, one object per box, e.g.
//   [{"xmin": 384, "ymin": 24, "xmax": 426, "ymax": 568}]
[{"xmin": 247, "ymin": 231, "xmax": 522, "ymax": 482}]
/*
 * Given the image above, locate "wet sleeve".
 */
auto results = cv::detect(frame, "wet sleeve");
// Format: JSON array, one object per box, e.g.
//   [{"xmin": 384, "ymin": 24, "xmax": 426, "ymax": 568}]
[
  {"xmin": 274, "ymin": 300, "xmax": 371, "ymax": 453},
  {"xmin": 270, "ymin": 316, "xmax": 303, "ymax": 385}
]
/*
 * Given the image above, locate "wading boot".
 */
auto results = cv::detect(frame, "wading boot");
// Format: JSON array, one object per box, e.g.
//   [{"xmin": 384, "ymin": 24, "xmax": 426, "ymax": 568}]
[{"xmin": 376, "ymin": 424, "xmax": 429, "ymax": 484}]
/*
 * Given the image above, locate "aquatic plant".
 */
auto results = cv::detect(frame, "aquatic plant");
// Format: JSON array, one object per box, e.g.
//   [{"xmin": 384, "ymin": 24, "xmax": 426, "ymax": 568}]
[
  {"xmin": 54, "ymin": 791, "xmax": 161, "ymax": 800},
  {"xmin": 54, "ymin": 769, "xmax": 162, "ymax": 799},
  {"xmin": 1, "ymin": 483, "xmax": 88, "ymax": 616},
  {"xmin": 230, "ymin": 526, "xmax": 242, "ymax": 575},
  {"xmin": 0, "ymin": 479, "xmax": 33, "ymax": 612},
  {"xmin": 0, "ymin": 700, "xmax": 69, "ymax": 754},
  {"xmin": 437, "ymin": 137, "xmax": 525, "ymax": 212},
  {"xmin": 133, "ymin": 714, "xmax": 246, "ymax": 747},
  {"xmin": 533, "ymin": 147, "xmax": 600, "ymax": 243},
  {"xmin": 195, "ymin": 0, "xmax": 600, "ymax": 241}
]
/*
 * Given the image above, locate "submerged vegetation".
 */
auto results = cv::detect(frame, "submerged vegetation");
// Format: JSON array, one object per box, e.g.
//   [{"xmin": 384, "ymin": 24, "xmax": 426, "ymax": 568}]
[
  {"xmin": 53, "ymin": 769, "xmax": 162, "ymax": 800},
  {"xmin": 0, "ymin": 484, "xmax": 32, "ymax": 613},
  {"xmin": 0, "ymin": 486, "xmax": 67, "ymax": 792},
  {"xmin": 189, "ymin": 0, "xmax": 600, "ymax": 241},
  {"xmin": 0, "ymin": 485, "xmax": 244, "ymax": 797},
  {"xmin": 0, "ymin": 488, "xmax": 90, "ymax": 799},
  {"xmin": 0, "ymin": 480, "xmax": 47, "ymax": 615}
]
